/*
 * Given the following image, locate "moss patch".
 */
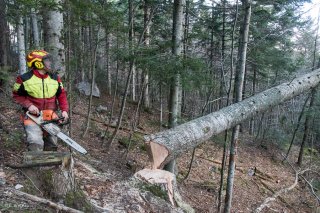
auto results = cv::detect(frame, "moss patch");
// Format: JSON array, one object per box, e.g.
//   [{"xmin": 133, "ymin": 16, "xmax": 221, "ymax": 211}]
[
  {"xmin": 139, "ymin": 183, "xmax": 168, "ymax": 201},
  {"xmin": 65, "ymin": 190, "xmax": 94, "ymax": 212}
]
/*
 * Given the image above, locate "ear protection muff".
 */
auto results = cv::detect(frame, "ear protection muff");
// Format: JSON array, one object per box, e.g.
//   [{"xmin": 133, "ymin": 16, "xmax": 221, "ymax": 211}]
[{"xmin": 34, "ymin": 61, "xmax": 44, "ymax": 69}]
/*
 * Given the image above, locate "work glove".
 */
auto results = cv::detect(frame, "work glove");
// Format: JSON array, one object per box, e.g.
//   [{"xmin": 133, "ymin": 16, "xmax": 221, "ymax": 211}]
[
  {"xmin": 62, "ymin": 111, "xmax": 69, "ymax": 122},
  {"xmin": 28, "ymin": 105, "xmax": 39, "ymax": 115}
]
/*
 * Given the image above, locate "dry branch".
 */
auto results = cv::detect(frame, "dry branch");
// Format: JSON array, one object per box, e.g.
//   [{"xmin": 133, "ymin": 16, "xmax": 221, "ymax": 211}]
[
  {"xmin": 299, "ymin": 174, "xmax": 320, "ymax": 204},
  {"xmin": 254, "ymin": 170, "xmax": 307, "ymax": 213},
  {"xmin": 144, "ymin": 69, "xmax": 320, "ymax": 169},
  {"xmin": 5, "ymin": 187, "xmax": 83, "ymax": 213},
  {"xmin": 283, "ymin": 157, "xmax": 320, "ymax": 204}
]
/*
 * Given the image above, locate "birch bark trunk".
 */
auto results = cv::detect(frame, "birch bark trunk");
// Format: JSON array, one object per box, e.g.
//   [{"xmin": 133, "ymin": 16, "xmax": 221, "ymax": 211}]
[
  {"xmin": 17, "ymin": 17, "xmax": 26, "ymax": 74},
  {"xmin": 45, "ymin": 0, "xmax": 65, "ymax": 77},
  {"xmin": 143, "ymin": 0, "xmax": 151, "ymax": 108},
  {"xmin": 145, "ymin": 68, "xmax": 320, "ymax": 169},
  {"xmin": 165, "ymin": 0, "xmax": 185, "ymax": 173},
  {"xmin": 129, "ymin": 0, "xmax": 136, "ymax": 102},
  {"xmin": 31, "ymin": 8, "xmax": 40, "ymax": 48}
]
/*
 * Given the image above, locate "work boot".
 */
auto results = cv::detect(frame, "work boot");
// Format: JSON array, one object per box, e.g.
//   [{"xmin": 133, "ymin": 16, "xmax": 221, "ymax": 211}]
[
  {"xmin": 44, "ymin": 144, "xmax": 58, "ymax": 151},
  {"xmin": 28, "ymin": 143, "xmax": 43, "ymax": 151},
  {"xmin": 44, "ymin": 136, "xmax": 58, "ymax": 151}
]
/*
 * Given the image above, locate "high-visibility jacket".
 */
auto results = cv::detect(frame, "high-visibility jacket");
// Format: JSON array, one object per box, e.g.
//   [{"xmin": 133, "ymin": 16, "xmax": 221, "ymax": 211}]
[{"xmin": 13, "ymin": 69, "xmax": 69, "ymax": 112}]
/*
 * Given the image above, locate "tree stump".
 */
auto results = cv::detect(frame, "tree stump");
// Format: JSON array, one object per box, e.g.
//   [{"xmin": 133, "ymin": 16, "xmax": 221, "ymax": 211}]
[{"xmin": 17, "ymin": 151, "xmax": 75, "ymax": 201}]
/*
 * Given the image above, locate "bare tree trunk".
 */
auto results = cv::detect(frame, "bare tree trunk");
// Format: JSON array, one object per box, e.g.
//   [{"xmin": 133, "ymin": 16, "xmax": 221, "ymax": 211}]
[
  {"xmin": 129, "ymin": 0, "xmax": 136, "ymax": 102},
  {"xmin": 224, "ymin": 1, "xmax": 251, "ymax": 211},
  {"xmin": 17, "ymin": 16, "xmax": 26, "ymax": 74},
  {"xmin": 106, "ymin": 10, "xmax": 156, "ymax": 147},
  {"xmin": 25, "ymin": 15, "xmax": 30, "ymax": 51},
  {"xmin": 83, "ymin": 26, "xmax": 100, "ymax": 137},
  {"xmin": 298, "ymin": 13, "xmax": 320, "ymax": 166},
  {"xmin": 31, "ymin": 8, "xmax": 40, "ymax": 48},
  {"xmin": 45, "ymin": 0, "xmax": 65, "ymax": 77},
  {"xmin": 218, "ymin": 2, "xmax": 239, "ymax": 210},
  {"xmin": 106, "ymin": 31, "xmax": 112, "ymax": 96},
  {"xmin": 284, "ymin": 95, "xmax": 310, "ymax": 160},
  {"xmin": 298, "ymin": 88, "xmax": 317, "ymax": 166},
  {"xmin": 165, "ymin": 0, "xmax": 185, "ymax": 174},
  {"xmin": 249, "ymin": 66, "xmax": 257, "ymax": 135},
  {"xmin": 126, "ymin": 79, "xmax": 147, "ymax": 157},
  {"xmin": 0, "ymin": 0, "xmax": 9, "ymax": 67},
  {"xmin": 66, "ymin": 1, "xmax": 73, "ymax": 137},
  {"xmin": 102, "ymin": 44, "xmax": 120, "ymax": 144},
  {"xmin": 219, "ymin": 0, "xmax": 226, "ymax": 110},
  {"xmin": 79, "ymin": 27, "xmax": 86, "ymax": 82},
  {"xmin": 143, "ymin": 0, "xmax": 151, "ymax": 108}
]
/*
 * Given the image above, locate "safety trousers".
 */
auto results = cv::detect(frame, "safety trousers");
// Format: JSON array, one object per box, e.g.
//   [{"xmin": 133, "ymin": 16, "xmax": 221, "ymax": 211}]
[{"xmin": 23, "ymin": 110, "xmax": 58, "ymax": 151}]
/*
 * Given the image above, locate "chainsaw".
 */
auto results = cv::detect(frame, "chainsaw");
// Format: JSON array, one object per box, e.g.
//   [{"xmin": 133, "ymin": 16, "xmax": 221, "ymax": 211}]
[{"xmin": 26, "ymin": 111, "xmax": 87, "ymax": 155}]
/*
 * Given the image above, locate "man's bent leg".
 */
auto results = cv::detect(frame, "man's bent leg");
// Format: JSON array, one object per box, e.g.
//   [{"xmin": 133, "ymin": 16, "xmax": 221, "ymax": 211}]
[{"xmin": 24, "ymin": 123, "xmax": 44, "ymax": 151}]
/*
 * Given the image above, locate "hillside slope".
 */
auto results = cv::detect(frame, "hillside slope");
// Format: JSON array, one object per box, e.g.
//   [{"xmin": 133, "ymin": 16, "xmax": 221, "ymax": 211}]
[{"xmin": 0, "ymin": 87, "xmax": 319, "ymax": 212}]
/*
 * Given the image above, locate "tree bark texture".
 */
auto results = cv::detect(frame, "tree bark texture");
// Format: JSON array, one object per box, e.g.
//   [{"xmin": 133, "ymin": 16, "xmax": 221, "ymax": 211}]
[
  {"xmin": 165, "ymin": 0, "xmax": 185, "ymax": 174},
  {"xmin": 0, "ymin": 0, "xmax": 9, "ymax": 67},
  {"xmin": 224, "ymin": 1, "xmax": 251, "ymax": 212},
  {"xmin": 297, "ymin": 88, "xmax": 317, "ymax": 166},
  {"xmin": 145, "ymin": 68, "xmax": 320, "ymax": 169},
  {"xmin": 31, "ymin": 8, "xmax": 40, "ymax": 48},
  {"xmin": 143, "ymin": 0, "xmax": 151, "ymax": 108},
  {"xmin": 169, "ymin": 0, "xmax": 185, "ymax": 128},
  {"xmin": 45, "ymin": 0, "xmax": 65, "ymax": 76},
  {"xmin": 129, "ymin": 0, "xmax": 136, "ymax": 102},
  {"xmin": 17, "ymin": 17, "xmax": 26, "ymax": 74}
]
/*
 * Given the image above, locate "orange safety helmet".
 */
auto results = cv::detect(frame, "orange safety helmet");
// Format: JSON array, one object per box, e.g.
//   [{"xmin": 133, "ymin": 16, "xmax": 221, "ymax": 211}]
[{"xmin": 26, "ymin": 50, "xmax": 50, "ymax": 69}]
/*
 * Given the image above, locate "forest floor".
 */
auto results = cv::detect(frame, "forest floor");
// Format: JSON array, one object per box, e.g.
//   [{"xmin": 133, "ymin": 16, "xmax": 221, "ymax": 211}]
[{"xmin": 0, "ymin": 85, "xmax": 319, "ymax": 213}]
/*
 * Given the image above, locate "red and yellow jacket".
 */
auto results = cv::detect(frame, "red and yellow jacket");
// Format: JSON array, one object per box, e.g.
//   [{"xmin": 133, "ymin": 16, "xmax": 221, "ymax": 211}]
[{"xmin": 13, "ymin": 69, "xmax": 69, "ymax": 112}]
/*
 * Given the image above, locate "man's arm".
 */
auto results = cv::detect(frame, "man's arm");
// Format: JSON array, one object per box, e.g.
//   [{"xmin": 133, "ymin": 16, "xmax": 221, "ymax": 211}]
[
  {"xmin": 12, "ymin": 76, "xmax": 33, "ymax": 109},
  {"xmin": 56, "ymin": 76, "xmax": 69, "ymax": 121}
]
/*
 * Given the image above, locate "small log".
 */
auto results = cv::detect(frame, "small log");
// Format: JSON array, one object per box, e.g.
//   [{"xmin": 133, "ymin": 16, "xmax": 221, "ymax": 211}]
[
  {"xmin": 6, "ymin": 152, "xmax": 71, "ymax": 168},
  {"xmin": 24, "ymin": 151, "xmax": 70, "ymax": 165},
  {"xmin": 254, "ymin": 167, "xmax": 274, "ymax": 181},
  {"xmin": 5, "ymin": 161, "xmax": 62, "ymax": 169}
]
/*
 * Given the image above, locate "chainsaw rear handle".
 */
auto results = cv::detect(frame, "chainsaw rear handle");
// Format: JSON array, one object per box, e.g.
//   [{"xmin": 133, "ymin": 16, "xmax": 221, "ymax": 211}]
[
  {"xmin": 26, "ymin": 111, "xmax": 69, "ymax": 126},
  {"xmin": 42, "ymin": 117, "xmax": 69, "ymax": 126}
]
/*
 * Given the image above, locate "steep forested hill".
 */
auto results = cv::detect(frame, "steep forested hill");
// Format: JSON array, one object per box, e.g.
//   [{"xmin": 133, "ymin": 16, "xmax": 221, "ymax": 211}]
[{"xmin": 0, "ymin": 85, "xmax": 319, "ymax": 212}]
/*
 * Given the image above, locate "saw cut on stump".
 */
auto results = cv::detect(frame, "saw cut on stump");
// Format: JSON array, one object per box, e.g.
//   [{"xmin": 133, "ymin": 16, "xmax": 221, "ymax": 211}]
[
  {"xmin": 144, "ymin": 69, "xmax": 320, "ymax": 169},
  {"xmin": 134, "ymin": 168, "xmax": 195, "ymax": 213}
]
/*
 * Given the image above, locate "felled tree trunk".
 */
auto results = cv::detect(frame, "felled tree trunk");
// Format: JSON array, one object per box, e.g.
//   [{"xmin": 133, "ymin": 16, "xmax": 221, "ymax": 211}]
[{"xmin": 145, "ymin": 69, "xmax": 320, "ymax": 169}]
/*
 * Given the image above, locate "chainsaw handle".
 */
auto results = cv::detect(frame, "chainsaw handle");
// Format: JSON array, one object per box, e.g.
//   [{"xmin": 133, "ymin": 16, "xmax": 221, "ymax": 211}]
[
  {"xmin": 42, "ymin": 117, "xmax": 69, "ymax": 125},
  {"xmin": 27, "ymin": 111, "xmax": 69, "ymax": 126}
]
